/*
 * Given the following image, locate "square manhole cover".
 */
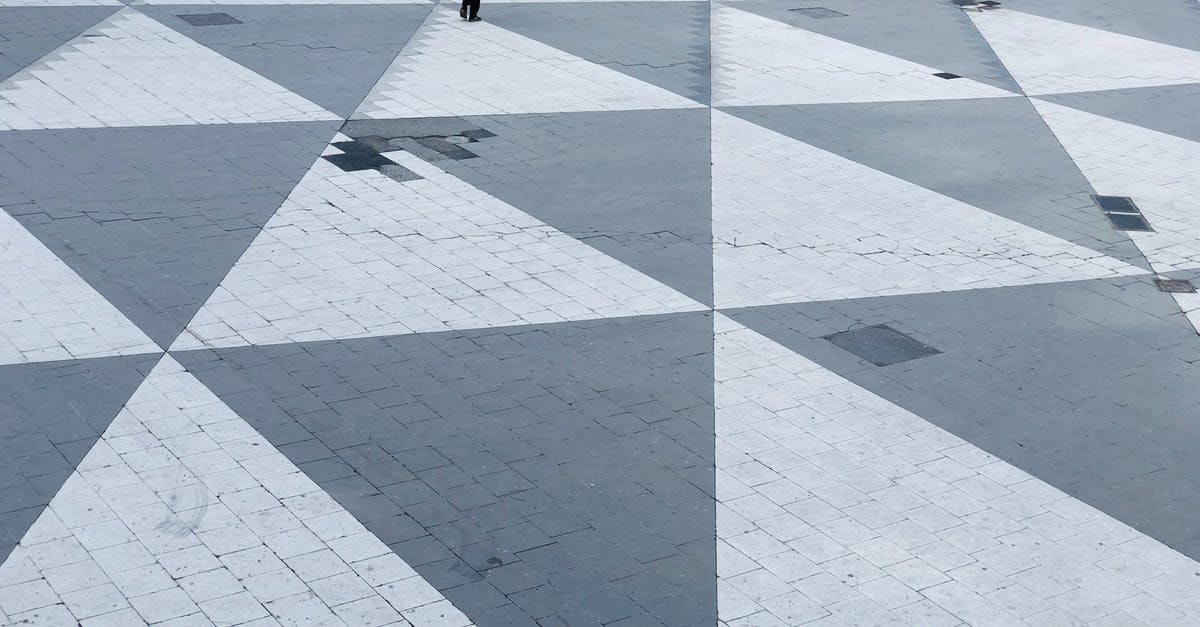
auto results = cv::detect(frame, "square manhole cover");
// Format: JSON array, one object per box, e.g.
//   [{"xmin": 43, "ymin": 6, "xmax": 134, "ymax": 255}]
[
  {"xmin": 790, "ymin": 7, "xmax": 848, "ymax": 18},
  {"xmin": 1155, "ymin": 278, "xmax": 1197, "ymax": 293},
  {"xmin": 824, "ymin": 325, "xmax": 941, "ymax": 367},
  {"xmin": 178, "ymin": 12, "xmax": 242, "ymax": 26}
]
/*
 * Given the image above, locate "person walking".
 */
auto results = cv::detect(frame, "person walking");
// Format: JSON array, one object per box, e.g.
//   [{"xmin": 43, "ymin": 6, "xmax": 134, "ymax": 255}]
[{"xmin": 459, "ymin": 0, "xmax": 481, "ymax": 22}]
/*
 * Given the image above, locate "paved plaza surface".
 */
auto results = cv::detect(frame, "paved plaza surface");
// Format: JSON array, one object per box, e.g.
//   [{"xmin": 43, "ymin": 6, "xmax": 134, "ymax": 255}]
[{"xmin": 1, "ymin": 0, "xmax": 1200, "ymax": 625}]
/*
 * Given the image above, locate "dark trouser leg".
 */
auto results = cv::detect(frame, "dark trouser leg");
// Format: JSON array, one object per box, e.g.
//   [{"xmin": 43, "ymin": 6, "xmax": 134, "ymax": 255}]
[{"xmin": 467, "ymin": 0, "xmax": 480, "ymax": 19}]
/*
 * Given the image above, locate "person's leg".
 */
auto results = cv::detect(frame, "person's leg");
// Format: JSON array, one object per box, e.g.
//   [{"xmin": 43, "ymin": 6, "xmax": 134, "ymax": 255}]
[
  {"xmin": 459, "ymin": 0, "xmax": 467, "ymax": 18},
  {"xmin": 468, "ymin": 0, "xmax": 480, "ymax": 20}
]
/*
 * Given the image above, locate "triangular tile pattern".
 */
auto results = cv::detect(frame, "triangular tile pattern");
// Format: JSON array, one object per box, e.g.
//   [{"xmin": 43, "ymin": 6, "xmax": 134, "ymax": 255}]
[
  {"xmin": 0, "ymin": 210, "xmax": 158, "ymax": 365},
  {"xmin": 425, "ymin": 109, "xmax": 714, "ymax": 306},
  {"xmin": 0, "ymin": 8, "xmax": 338, "ymax": 130},
  {"xmin": 714, "ymin": 314, "xmax": 1200, "ymax": 626},
  {"xmin": 730, "ymin": 0, "xmax": 1021, "ymax": 93},
  {"xmin": 175, "ymin": 312, "xmax": 716, "ymax": 627},
  {"xmin": 174, "ymin": 137, "xmax": 704, "ymax": 350},
  {"xmin": 353, "ymin": 8, "xmax": 702, "ymax": 119},
  {"xmin": 1033, "ymin": 99, "xmax": 1200, "ymax": 274},
  {"xmin": 0, "ymin": 6, "xmax": 118, "ymax": 83},
  {"xmin": 999, "ymin": 0, "xmax": 1200, "ymax": 53},
  {"xmin": 0, "ymin": 354, "xmax": 157, "ymax": 567},
  {"xmin": 724, "ymin": 277, "xmax": 1200, "ymax": 559},
  {"xmin": 142, "ymin": 4, "xmax": 431, "ymax": 117},
  {"xmin": 710, "ymin": 110, "xmax": 1143, "ymax": 308},
  {"xmin": 970, "ymin": 8, "xmax": 1200, "ymax": 95},
  {"xmin": 711, "ymin": 6, "xmax": 1014, "ymax": 106},
  {"xmin": 0, "ymin": 121, "xmax": 340, "ymax": 348},
  {"xmin": 483, "ymin": 1, "xmax": 710, "ymax": 104},
  {"xmin": 0, "ymin": 356, "xmax": 470, "ymax": 626},
  {"xmin": 723, "ymin": 99, "xmax": 1150, "ymax": 269},
  {"xmin": 1039, "ymin": 83, "xmax": 1200, "ymax": 144}
]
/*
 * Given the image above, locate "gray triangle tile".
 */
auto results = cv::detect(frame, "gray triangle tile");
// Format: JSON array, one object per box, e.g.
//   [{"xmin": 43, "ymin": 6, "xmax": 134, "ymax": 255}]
[
  {"xmin": 729, "ymin": 0, "xmax": 1020, "ymax": 93},
  {"xmin": 0, "ymin": 353, "xmax": 159, "ymax": 565},
  {"xmin": 0, "ymin": 6, "xmax": 119, "ymax": 83},
  {"xmin": 721, "ymin": 99, "xmax": 1151, "ymax": 270},
  {"xmin": 484, "ymin": 1, "xmax": 709, "ymax": 104},
  {"xmin": 1000, "ymin": 0, "xmax": 1200, "ymax": 52},
  {"xmin": 1039, "ymin": 83, "xmax": 1200, "ymax": 143},
  {"xmin": 174, "ymin": 312, "xmax": 715, "ymax": 627},
  {"xmin": 0, "ymin": 121, "xmax": 340, "ymax": 348},
  {"xmin": 725, "ymin": 276, "xmax": 1200, "ymax": 559},
  {"xmin": 342, "ymin": 109, "xmax": 714, "ymax": 306},
  {"xmin": 140, "ymin": 4, "xmax": 431, "ymax": 118}
]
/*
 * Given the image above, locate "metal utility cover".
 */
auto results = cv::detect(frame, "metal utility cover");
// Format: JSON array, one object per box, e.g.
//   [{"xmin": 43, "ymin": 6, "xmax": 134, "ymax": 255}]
[{"xmin": 824, "ymin": 325, "xmax": 941, "ymax": 367}]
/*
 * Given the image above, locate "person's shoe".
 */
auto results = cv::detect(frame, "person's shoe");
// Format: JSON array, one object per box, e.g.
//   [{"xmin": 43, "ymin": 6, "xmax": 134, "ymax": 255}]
[
  {"xmin": 459, "ymin": 6, "xmax": 466, "ymax": 18},
  {"xmin": 468, "ymin": 15, "xmax": 481, "ymax": 21}
]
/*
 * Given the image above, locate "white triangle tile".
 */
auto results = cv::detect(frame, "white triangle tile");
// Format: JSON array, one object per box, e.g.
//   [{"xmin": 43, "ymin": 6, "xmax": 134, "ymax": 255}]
[
  {"xmin": 711, "ymin": 111, "xmax": 1144, "ymax": 308},
  {"xmin": 172, "ymin": 147, "xmax": 706, "ymax": 351},
  {"xmin": 353, "ymin": 8, "xmax": 703, "ymax": 118},
  {"xmin": 971, "ymin": 9, "xmax": 1200, "ymax": 95},
  {"xmin": 711, "ymin": 6, "xmax": 1014, "ymax": 106},
  {"xmin": 713, "ymin": 313, "xmax": 1200, "ymax": 626},
  {"xmin": 0, "ymin": 209, "xmax": 159, "ymax": 365},
  {"xmin": 0, "ymin": 8, "xmax": 338, "ymax": 130},
  {"xmin": 1032, "ymin": 99, "xmax": 1200, "ymax": 275},
  {"xmin": 0, "ymin": 355, "xmax": 472, "ymax": 626}
]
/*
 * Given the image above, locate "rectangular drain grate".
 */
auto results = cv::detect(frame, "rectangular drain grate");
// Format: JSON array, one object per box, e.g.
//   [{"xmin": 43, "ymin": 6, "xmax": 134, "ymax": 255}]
[
  {"xmin": 824, "ymin": 325, "xmax": 941, "ymax": 367},
  {"xmin": 1092, "ymin": 195, "xmax": 1153, "ymax": 231},
  {"xmin": 177, "ymin": 12, "xmax": 242, "ymax": 26},
  {"xmin": 933, "ymin": 72, "xmax": 962, "ymax": 79},
  {"xmin": 790, "ymin": 7, "xmax": 848, "ymax": 18},
  {"xmin": 1155, "ymin": 278, "xmax": 1197, "ymax": 293}
]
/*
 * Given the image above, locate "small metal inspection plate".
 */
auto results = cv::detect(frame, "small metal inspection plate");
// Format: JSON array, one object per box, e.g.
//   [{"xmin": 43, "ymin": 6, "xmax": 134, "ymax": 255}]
[
  {"xmin": 177, "ymin": 12, "xmax": 242, "ymax": 26},
  {"xmin": 824, "ymin": 325, "xmax": 941, "ymax": 367}
]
